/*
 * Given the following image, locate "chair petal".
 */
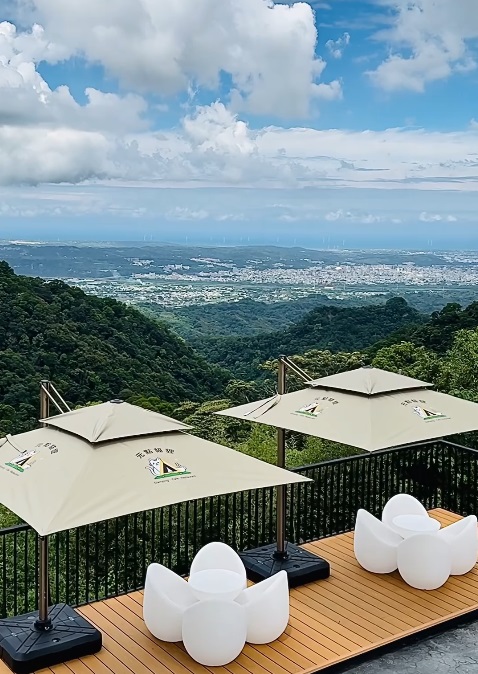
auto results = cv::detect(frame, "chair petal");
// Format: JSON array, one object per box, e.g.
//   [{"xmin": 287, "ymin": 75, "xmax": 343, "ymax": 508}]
[
  {"xmin": 143, "ymin": 563, "xmax": 196, "ymax": 642},
  {"xmin": 182, "ymin": 600, "xmax": 246, "ymax": 666},
  {"xmin": 189, "ymin": 542, "xmax": 247, "ymax": 588},
  {"xmin": 354, "ymin": 509, "xmax": 402, "ymax": 573},
  {"xmin": 397, "ymin": 534, "xmax": 451, "ymax": 590},
  {"xmin": 382, "ymin": 494, "xmax": 429, "ymax": 534},
  {"xmin": 235, "ymin": 570, "xmax": 289, "ymax": 644}
]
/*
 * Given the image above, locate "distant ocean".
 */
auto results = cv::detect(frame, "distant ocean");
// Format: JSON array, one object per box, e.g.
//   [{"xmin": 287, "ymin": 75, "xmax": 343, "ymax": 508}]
[{"xmin": 3, "ymin": 219, "xmax": 478, "ymax": 251}]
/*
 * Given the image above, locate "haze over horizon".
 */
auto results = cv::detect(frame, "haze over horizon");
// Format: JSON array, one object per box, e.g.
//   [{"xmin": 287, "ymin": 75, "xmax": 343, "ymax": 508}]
[{"xmin": 0, "ymin": 0, "xmax": 477, "ymax": 246}]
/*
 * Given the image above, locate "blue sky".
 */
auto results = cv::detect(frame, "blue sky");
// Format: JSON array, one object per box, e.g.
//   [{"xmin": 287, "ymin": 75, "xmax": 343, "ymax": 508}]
[{"xmin": 0, "ymin": 0, "xmax": 477, "ymax": 247}]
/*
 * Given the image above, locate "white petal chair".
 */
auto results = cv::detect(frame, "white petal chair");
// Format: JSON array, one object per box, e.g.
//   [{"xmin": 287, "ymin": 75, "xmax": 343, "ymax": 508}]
[
  {"xmin": 189, "ymin": 542, "xmax": 247, "ymax": 589},
  {"xmin": 382, "ymin": 494, "xmax": 429, "ymax": 534},
  {"xmin": 182, "ymin": 600, "xmax": 247, "ymax": 666},
  {"xmin": 437, "ymin": 514, "xmax": 478, "ymax": 575},
  {"xmin": 354, "ymin": 508, "xmax": 402, "ymax": 573},
  {"xmin": 143, "ymin": 563, "xmax": 196, "ymax": 642},
  {"xmin": 397, "ymin": 533, "xmax": 452, "ymax": 590},
  {"xmin": 235, "ymin": 570, "xmax": 289, "ymax": 644}
]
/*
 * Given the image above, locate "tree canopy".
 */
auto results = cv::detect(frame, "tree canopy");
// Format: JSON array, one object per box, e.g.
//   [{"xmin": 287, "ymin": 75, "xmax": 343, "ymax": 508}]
[
  {"xmin": 0, "ymin": 262, "xmax": 229, "ymax": 435},
  {"xmin": 193, "ymin": 297, "xmax": 425, "ymax": 378}
]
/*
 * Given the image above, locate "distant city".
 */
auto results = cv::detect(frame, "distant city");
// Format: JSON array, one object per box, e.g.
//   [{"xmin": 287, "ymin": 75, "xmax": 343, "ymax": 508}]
[{"xmin": 1, "ymin": 241, "xmax": 478, "ymax": 308}]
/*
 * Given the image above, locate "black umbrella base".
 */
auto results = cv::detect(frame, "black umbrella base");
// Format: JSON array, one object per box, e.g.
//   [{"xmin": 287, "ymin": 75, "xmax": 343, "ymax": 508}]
[
  {"xmin": 0, "ymin": 603, "xmax": 102, "ymax": 674},
  {"xmin": 239, "ymin": 541, "xmax": 330, "ymax": 588}
]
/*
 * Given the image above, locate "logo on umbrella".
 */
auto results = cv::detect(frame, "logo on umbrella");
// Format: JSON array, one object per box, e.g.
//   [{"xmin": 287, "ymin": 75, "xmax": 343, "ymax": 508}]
[
  {"xmin": 413, "ymin": 406, "xmax": 447, "ymax": 421},
  {"xmin": 296, "ymin": 400, "xmax": 323, "ymax": 417},
  {"xmin": 146, "ymin": 457, "xmax": 190, "ymax": 479},
  {"xmin": 6, "ymin": 449, "xmax": 39, "ymax": 472}
]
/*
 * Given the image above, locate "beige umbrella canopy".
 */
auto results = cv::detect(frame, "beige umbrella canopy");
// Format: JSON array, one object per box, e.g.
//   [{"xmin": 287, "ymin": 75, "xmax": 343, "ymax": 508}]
[
  {"xmin": 0, "ymin": 401, "xmax": 310, "ymax": 536},
  {"xmin": 41, "ymin": 399, "xmax": 192, "ymax": 441},
  {"xmin": 218, "ymin": 367, "xmax": 478, "ymax": 452}
]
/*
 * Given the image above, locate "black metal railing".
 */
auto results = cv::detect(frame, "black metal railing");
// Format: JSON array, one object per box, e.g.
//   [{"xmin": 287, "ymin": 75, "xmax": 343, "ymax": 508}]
[{"xmin": 0, "ymin": 439, "xmax": 477, "ymax": 618}]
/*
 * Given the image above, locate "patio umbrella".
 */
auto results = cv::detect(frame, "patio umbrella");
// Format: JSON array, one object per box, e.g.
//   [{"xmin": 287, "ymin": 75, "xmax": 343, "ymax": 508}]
[
  {"xmin": 217, "ymin": 363, "xmax": 478, "ymax": 586},
  {"xmin": 218, "ymin": 366, "xmax": 478, "ymax": 452},
  {"xmin": 0, "ymin": 397, "xmax": 310, "ymax": 674},
  {"xmin": 0, "ymin": 400, "xmax": 310, "ymax": 535}
]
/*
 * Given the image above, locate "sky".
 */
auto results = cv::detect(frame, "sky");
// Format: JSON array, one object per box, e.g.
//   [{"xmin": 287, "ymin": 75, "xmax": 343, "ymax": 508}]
[{"xmin": 0, "ymin": 0, "xmax": 478, "ymax": 247}]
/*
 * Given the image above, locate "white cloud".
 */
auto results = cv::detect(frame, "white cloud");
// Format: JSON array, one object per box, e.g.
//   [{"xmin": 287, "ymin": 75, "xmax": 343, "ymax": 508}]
[
  {"xmin": 312, "ymin": 79, "xmax": 343, "ymax": 101},
  {"xmin": 216, "ymin": 212, "xmax": 245, "ymax": 221},
  {"xmin": 326, "ymin": 32, "xmax": 350, "ymax": 59},
  {"xmin": 368, "ymin": 0, "xmax": 478, "ymax": 92},
  {"xmin": 419, "ymin": 211, "xmax": 458, "ymax": 222},
  {"xmin": 0, "ymin": 22, "xmax": 148, "ymax": 133},
  {"xmin": 15, "ymin": 0, "xmax": 335, "ymax": 118},
  {"xmin": 325, "ymin": 210, "xmax": 343, "ymax": 221},
  {"xmin": 1, "ymin": 96, "xmax": 478, "ymax": 188},
  {"xmin": 166, "ymin": 207, "xmax": 209, "ymax": 220},
  {"xmin": 0, "ymin": 126, "xmax": 112, "ymax": 184},
  {"xmin": 325, "ymin": 209, "xmax": 382, "ymax": 223},
  {"xmin": 0, "ymin": 183, "xmax": 475, "ymax": 228},
  {"xmin": 471, "ymin": 119, "xmax": 478, "ymax": 129}
]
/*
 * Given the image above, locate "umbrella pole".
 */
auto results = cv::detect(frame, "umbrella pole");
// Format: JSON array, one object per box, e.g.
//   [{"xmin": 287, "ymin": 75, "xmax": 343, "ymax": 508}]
[
  {"xmin": 35, "ymin": 381, "xmax": 52, "ymax": 631},
  {"xmin": 35, "ymin": 536, "xmax": 52, "ymax": 630},
  {"xmin": 234, "ymin": 356, "xmax": 330, "ymax": 586},
  {"xmin": 274, "ymin": 357, "xmax": 288, "ymax": 559}
]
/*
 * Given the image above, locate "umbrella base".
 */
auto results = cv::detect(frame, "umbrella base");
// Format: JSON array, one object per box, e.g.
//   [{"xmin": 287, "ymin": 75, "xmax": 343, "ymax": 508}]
[
  {"xmin": 239, "ymin": 541, "xmax": 330, "ymax": 588},
  {"xmin": 0, "ymin": 603, "xmax": 102, "ymax": 674}
]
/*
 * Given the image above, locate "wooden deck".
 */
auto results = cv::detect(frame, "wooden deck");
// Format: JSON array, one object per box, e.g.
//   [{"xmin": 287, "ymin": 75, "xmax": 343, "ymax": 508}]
[{"xmin": 4, "ymin": 508, "xmax": 478, "ymax": 674}]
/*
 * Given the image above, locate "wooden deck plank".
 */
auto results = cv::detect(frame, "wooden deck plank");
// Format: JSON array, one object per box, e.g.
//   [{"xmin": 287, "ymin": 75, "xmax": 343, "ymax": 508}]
[
  {"xmin": 308, "ymin": 542, "xmax": 466, "ymax": 615},
  {"xmin": 332, "ymin": 534, "xmax": 477, "ymax": 609},
  {"xmin": 2, "ymin": 508, "xmax": 477, "ymax": 674},
  {"xmin": 308, "ymin": 538, "xmax": 471, "ymax": 613}
]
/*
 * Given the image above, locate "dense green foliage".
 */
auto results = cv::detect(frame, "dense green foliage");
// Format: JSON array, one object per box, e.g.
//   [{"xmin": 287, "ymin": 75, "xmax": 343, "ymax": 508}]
[
  {"xmin": 141, "ymin": 291, "xmax": 478, "ymax": 342},
  {"xmin": 141, "ymin": 296, "xmax": 336, "ymax": 339},
  {"xmin": 0, "ymin": 262, "xmax": 229, "ymax": 436},
  {"xmin": 193, "ymin": 297, "xmax": 425, "ymax": 378},
  {"xmin": 367, "ymin": 301, "xmax": 478, "ymax": 356}
]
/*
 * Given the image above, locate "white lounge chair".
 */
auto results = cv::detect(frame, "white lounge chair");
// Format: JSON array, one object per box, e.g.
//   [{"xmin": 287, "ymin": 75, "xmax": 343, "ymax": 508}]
[
  {"xmin": 235, "ymin": 570, "xmax": 289, "ymax": 644},
  {"xmin": 182, "ymin": 600, "xmax": 247, "ymax": 666},
  {"xmin": 437, "ymin": 515, "xmax": 478, "ymax": 575},
  {"xmin": 397, "ymin": 533, "xmax": 451, "ymax": 590},
  {"xmin": 382, "ymin": 494, "xmax": 429, "ymax": 534},
  {"xmin": 189, "ymin": 542, "xmax": 247, "ymax": 588},
  {"xmin": 143, "ymin": 563, "xmax": 196, "ymax": 642},
  {"xmin": 354, "ymin": 508, "xmax": 402, "ymax": 573}
]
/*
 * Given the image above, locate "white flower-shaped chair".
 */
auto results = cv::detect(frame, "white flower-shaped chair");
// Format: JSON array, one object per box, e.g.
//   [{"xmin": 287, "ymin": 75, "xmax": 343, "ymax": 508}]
[
  {"xmin": 354, "ymin": 508, "xmax": 402, "ymax": 573},
  {"xmin": 143, "ymin": 563, "xmax": 196, "ymax": 642},
  {"xmin": 235, "ymin": 570, "xmax": 289, "ymax": 644}
]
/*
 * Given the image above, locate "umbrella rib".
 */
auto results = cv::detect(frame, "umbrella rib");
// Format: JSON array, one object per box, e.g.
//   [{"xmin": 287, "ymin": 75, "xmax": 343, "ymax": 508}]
[
  {"xmin": 1, "ymin": 435, "xmax": 23, "ymax": 452},
  {"xmin": 244, "ymin": 394, "xmax": 281, "ymax": 418}
]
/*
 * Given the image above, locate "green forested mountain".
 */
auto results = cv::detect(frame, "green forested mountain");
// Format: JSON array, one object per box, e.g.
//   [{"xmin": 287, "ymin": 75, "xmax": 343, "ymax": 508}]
[
  {"xmin": 193, "ymin": 297, "xmax": 426, "ymax": 378},
  {"xmin": 140, "ymin": 291, "xmax": 478, "ymax": 342},
  {"xmin": 402, "ymin": 302, "xmax": 478, "ymax": 352},
  {"xmin": 367, "ymin": 301, "xmax": 478, "ymax": 357},
  {"xmin": 141, "ymin": 297, "xmax": 332, "ymax": 339},
  {"xmin": 0, "ymin": 263, "xmax": 229, "ymax": 435}
]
